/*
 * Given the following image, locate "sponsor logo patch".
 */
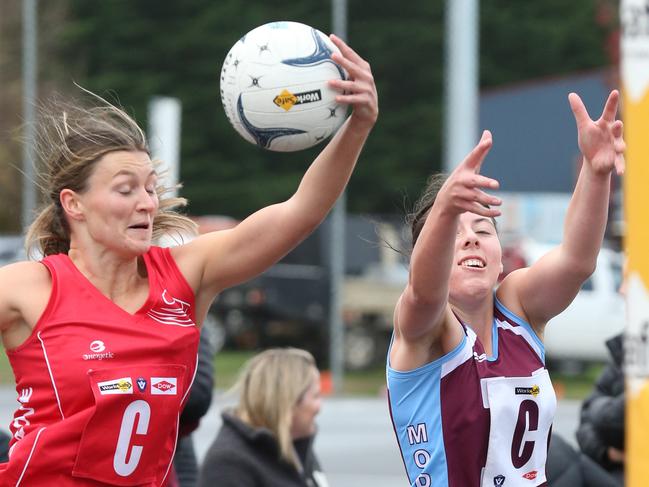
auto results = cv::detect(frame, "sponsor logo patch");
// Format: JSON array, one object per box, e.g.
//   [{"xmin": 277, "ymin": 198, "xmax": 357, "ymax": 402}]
[
  {"xmin": 89, "ymin": 340, "xmax": 106, "ymax": 353},
  {"xmin": 522, "ymin": 470, "xmax": 538, "ymax": 480},
  {"xmin": 151, "ymin": 377, "xmax": 177, "ymax": 395},
  {"xmin": 83, "ymin": 339, "xmax": 115, "ymax": 361},
  {"xmin": 514, "ymin": 385, "xmax": 540, "ymax": 397},
  {"xmin": 147, "ymin": 290, "xmax": 195, "ymax": 327},
  {"xmin": 98, "ymin": 377, "xmax": 133, "ymax": 395},
  {"xmin": 273, "ymin": 89, "xmax": 322, "ymax": 111}
]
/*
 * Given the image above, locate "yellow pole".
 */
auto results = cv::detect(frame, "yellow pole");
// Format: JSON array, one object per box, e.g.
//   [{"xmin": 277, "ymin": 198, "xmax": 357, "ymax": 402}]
[{"xmin": 621, "ymin": 1, "xmax": 649, "ymax": 483}]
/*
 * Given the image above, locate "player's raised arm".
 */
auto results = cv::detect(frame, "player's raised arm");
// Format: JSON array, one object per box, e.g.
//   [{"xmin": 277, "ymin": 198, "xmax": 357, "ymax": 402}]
[
  {"xmin": 499, "ymin": 90, "xmax": 625, "ymax": 331},
  {"xmin": 392, "ymin": 131, "xmax": 500, "ymax": 366},
  {"xmin": 173, "ymin": 35, "xmax": 378, "ymax": 310}
]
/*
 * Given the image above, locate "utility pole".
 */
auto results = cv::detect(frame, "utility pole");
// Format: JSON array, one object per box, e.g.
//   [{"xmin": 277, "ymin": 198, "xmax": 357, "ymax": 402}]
[
  {"xmin": 148, "ymin": 97, "xmax": 182, "ymax": 197},
  {"xmin": 444, "ymin": 0, "xmax": 479, "ymax": 172},
  {"xmin": 328, "ymin": 0, "xmax": 348, "ymax": 394},
  {"xmin": 22, "ymin": 0, "xmax": 38, "ymax": 230}
]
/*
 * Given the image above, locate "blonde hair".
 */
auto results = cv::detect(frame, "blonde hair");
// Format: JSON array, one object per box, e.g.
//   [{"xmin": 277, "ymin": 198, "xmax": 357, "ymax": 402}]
[
  {"xmin": 25, "ymin": 92, "xmax": 196, "ymax": 257},
  {"xmin": 234, "ymin": 348, "xmax": 318, "ymax": 469}
]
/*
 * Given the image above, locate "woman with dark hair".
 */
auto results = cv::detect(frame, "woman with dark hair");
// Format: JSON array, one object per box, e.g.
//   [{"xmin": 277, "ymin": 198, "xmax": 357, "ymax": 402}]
[{"xmin": 387, "ymin": 91, "xmax": 625, "ymax": 487}]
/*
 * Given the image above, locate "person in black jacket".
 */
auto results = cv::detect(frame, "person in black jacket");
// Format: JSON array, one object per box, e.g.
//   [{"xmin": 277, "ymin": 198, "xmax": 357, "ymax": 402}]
[
  {"xmin": 576, "ymin": 333, "xmax": 625, "ymax": 485},
  {"xmin": 0, "ymin": 430, "xmax": 9, "ymax": 463},
  {"xmin": 198, "ymin": 348, "xmax": 327, "ymax": 487},
  {"xmin": 171, "ymin": 324, "xmax": 217, "ymax": 487},
  {"xmin": 546, "ymin": 433, "xmax": 620, "ymax": 487}
]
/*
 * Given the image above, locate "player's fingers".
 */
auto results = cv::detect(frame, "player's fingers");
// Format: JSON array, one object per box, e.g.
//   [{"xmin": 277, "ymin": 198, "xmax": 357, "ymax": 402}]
[
  {"xmin": 329, "ymin": 34, "xmax": 370, "ymax": 70},
  {"xmin": 568, "ymin": 92, "xmax": 590, "ymax": 127},
  {"xmin": 611, "ymin": 119, "xmax": 623, "ymax": 138},
  {"xmin": 471, "ymin": 188, "xmax": 502, "ymax": 207},
  {"xmin": 464, "ymin": 174, "xmax": 500, "ymax": 191},
  {"xmin": 335, "ymin": 92, "xmax": 373, "ymax": 107},
  {"xmin": 615, "ymin": 138, "xmax": 626, "ymax": 154},
  {"xmin": 458, "ymin": 201, "xmax": 502, "ymax": 218},
  {"xmin": 331, "ymin": 51, "xmax": 372, "ymax": 84},
  {"xmin": 615, "ymin": 154, "xmax": 625, "ymax": 176},
  {"xmin": 600, "ymin": 90, "xmax": 620, "ymax": 123},
  {"xmin": 455, "ymin": 185, "xmax": 501, "ymax": 208},
  {"xmin": 329, "ymin": 78, "xmax": 363, "ymax": 93},
  {"xmin": 462, "ymin": 130, "xmax": 492, "ymax": 172}
]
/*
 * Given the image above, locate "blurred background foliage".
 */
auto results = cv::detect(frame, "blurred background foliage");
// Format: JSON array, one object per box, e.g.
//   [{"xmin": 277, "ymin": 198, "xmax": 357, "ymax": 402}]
[{"xmin": 0, "ymin": 0, "xmax": 617, "ymax": 230}]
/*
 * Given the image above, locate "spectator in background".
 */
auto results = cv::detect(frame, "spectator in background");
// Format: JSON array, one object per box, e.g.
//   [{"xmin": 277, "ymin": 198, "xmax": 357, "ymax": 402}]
[
  {"xmin": 575, "ymin": 332, "xmax": 624, "ymax": 485},
  {"xmin": 0, "ymin": 431, "xmax": 9, "ymax": 463},
  {"xmin": 546, "ymin": 432, "xmax": 620, "ymax": 487},
  {"xmin": 169, "ymin": 325, "xmax": 217, "ymax": 487},
  {"xmin": 198, "ymin": 348, "xmax": 327, "ymax": 487},
  {"xmin": 576, "ymin": 262, "xmax": 626, "ymax": 486}
]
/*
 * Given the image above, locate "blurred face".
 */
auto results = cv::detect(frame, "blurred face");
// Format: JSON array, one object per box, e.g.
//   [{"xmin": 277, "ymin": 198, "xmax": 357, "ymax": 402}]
[
  {"xmin": 72, "ymin": 150, "xmax": 159, "ymax": 255},
  {"xmin": 290, "ymin": 369, "xmax": 322, "ymax": 440},
  {"xmin": 448, "ymin": 211, "xmax": 502, "ymax": 304}
]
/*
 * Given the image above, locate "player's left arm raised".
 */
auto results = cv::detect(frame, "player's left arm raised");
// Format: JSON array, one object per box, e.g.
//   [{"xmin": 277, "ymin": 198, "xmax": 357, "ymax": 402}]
[
  {"xmin": 499, "ymin": 90, "xmax": 625, "ymax": 331},
  {"xmin": 174, "ymin": 35, "xmax": 378, "ymax": 308}
]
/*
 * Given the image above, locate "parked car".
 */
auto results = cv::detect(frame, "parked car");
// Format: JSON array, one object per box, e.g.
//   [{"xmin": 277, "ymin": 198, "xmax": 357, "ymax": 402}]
[
  {"xmin": 518, "ymin": 240, "xmax": 625, "ymax": 368},
  {"xmin": 0, "ymin": 236, "xmax": 25, "ymax": 266},
  {"xmin": 339, "ymin": 238, "xmax": 625, "ymax": 370},
  {"xmin": 206, "ymin": 210, "xmax": 624, "ymax": 371},
  {"xmin": 207, "ymin": 215, "xmax": 398, "ymax": 369}
]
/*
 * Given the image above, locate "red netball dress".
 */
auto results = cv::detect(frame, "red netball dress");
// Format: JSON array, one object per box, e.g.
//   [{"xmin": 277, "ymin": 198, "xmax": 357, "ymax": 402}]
[{"xmin": 0, "ymin": 246, "xmax": 200, "ymax": 486}]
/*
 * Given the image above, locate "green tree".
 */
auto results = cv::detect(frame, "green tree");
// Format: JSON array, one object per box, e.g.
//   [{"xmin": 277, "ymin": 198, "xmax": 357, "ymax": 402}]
[
  {"xmin": 480, "ymin": 1, "xmax": 610, "ymax": 87},
  {"xmin": 48, "ymin": 0, "xmax": 612, "ymax": 221}
]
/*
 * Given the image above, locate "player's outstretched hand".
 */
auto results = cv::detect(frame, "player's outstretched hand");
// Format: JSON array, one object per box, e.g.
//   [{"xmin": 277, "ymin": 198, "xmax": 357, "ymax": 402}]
[
  {"xmin": 569, "ymin": 90, "xmax": 625, "ymax": 176},
  {"xmin": 436, "ymin": 130, "xmax": 501, "ymax": 218},
  {"xmin": 328, "ymin": 34, "xmax": 378, "ymax": 134}
]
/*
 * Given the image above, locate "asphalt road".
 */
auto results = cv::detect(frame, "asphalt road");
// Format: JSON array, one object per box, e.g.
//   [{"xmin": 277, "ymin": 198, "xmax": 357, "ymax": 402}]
[
  {"xmin": 0, "ymin": 388, "xmax": 581, "ymax": 487},
  {"xmin": 192, "ymin": 393, "xmax": 581, "ymax": 487}
]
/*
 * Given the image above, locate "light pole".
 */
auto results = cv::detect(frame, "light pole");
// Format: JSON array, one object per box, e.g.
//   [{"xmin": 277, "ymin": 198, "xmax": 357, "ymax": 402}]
[
  {"xmin": 329, "ymin": 0, "xmax": 348, "ymax": 394},
  {"xmin": 22, "ymin": 0, "xmax": 38, "ymax": 230},
  {"xmin": 444, "ymin": 0, "xmax": 479, "ymax": 172}
]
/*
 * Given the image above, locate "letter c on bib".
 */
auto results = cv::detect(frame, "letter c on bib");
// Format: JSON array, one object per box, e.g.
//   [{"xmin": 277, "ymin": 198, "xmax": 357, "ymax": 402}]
[{"xmin": 113, "ymin": 400, "xmax": 151, "ymax": 477}]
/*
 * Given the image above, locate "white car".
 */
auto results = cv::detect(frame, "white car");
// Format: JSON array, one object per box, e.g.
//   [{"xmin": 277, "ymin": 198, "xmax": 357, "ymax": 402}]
[
  {"xmin": 0, "ymin": 236, "xmax": 25, "ymax": 266},
  {"xmin": 342, "ymin": 238, "xmax": 624, "ymax": 370},
  {"xmin": 517, "ymin": 240, "xmax": 624, "ymax": 365}
]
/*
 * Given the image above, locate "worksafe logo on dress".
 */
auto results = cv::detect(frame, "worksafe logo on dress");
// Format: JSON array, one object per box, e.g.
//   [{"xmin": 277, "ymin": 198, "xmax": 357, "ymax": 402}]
[
  {"xmin": 514, "ymin": 385, "xmax": 540, "ymax": 397},
  {"xmin": 147, "ymin": 289, "xmax": 195, "ymax": 327},
  {"xmin": 98, "ymin": 377, "xmax": 133, "ymax": 395},
  {"xmin": 151, "ymin": 377, "xmax": 177, "ymax": 395},
  {"xmin": 83, "ymin": 339, "xmax": 115, "ymax": 360}
]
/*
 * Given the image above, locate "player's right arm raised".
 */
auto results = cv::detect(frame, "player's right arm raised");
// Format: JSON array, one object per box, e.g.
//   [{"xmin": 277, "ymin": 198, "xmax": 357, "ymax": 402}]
[
  {"xmin": 498, "ymin": 90, "xmax": 625, "ymax": 333},
  {"xmin": 392, "ymin": 131, "xmax": 500, "ymax": 366},
  {"xmin": 171, "ymin": 35, "xmax": 378, "ymax": 322}
]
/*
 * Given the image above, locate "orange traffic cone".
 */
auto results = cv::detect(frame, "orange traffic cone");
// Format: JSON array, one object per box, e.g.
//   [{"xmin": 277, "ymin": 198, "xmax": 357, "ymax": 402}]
[{"xmin": 320, "ymin": 370, "xmax": 334, "ymax": 396}]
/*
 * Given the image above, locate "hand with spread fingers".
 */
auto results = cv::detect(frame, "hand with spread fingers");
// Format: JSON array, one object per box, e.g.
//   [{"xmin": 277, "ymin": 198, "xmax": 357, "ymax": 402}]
[
  {"xmin": 387, "ymin": 88, "xmax": 626, "ymax": 487},
  {"xmin": 569, "ymin": 90, "xmax": 626, "ymax": 176},
  {"xmin": 328, "ymin": 34, "xmax": 379, "ymax": 134},
  {"xmin": 436, "ymin": 130, "xmax": 502, "ymax": 218}
]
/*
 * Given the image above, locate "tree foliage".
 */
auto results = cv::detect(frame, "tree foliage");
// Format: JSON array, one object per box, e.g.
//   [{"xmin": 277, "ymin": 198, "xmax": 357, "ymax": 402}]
[{"xmin": 1, "ymin": 0, "xmax": 614, "ymax": 230}]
